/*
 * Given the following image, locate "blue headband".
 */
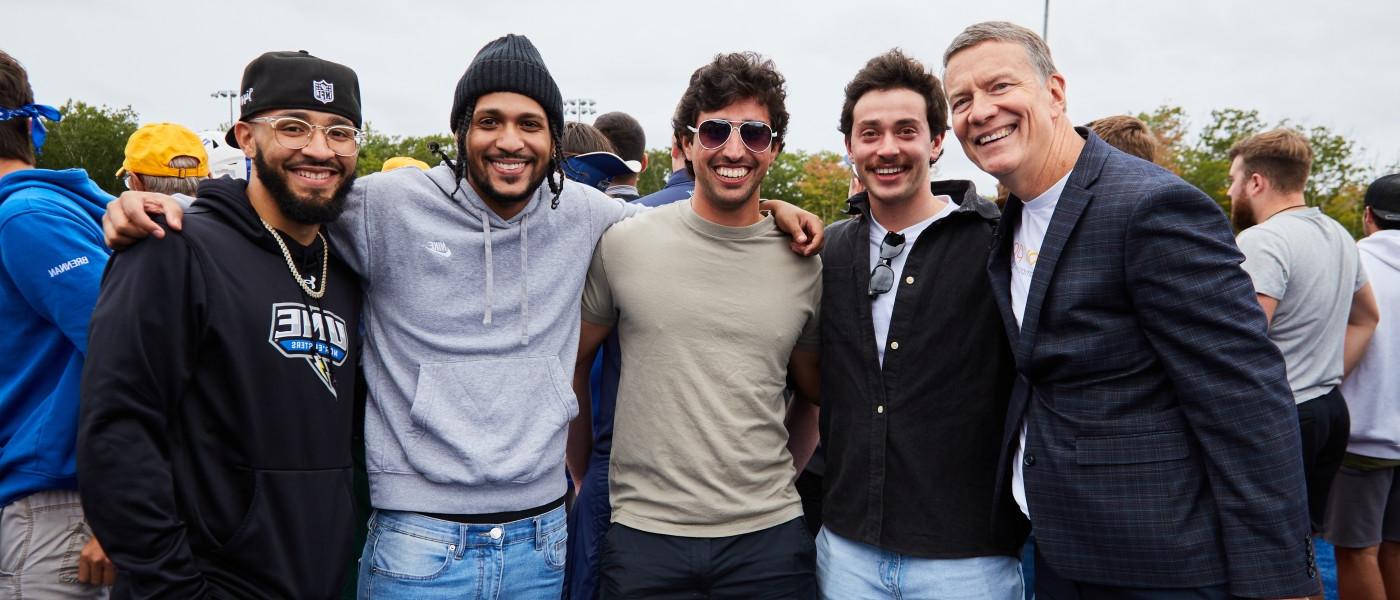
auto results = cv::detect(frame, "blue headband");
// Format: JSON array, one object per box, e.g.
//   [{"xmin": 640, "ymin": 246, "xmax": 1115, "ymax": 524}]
[{"xmin": 0, "ymin": 104, "xmax": 62, "ymax": 155}]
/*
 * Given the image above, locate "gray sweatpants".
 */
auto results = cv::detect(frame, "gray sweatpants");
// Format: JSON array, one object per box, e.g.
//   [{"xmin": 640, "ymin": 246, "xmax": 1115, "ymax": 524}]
[{"xmin": 0, "ymin": 490, "xmax": 109, "ymax": 599}]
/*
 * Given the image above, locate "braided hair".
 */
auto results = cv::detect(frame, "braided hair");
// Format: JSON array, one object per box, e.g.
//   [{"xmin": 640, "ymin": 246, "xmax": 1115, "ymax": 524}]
[{"xmin": 449, "ymin": 104, "xmax": 567, "ymax": 209}]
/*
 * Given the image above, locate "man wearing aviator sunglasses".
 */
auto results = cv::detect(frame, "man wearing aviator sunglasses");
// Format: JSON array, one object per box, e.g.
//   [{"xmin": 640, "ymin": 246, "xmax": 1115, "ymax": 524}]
[
  {"xmin": 575, "ymin": 51, "xmax": 822, "ymax": 599},
  {"xmin": 815, "ymin": 49, "xmax": 1026, "ymax": 599}
]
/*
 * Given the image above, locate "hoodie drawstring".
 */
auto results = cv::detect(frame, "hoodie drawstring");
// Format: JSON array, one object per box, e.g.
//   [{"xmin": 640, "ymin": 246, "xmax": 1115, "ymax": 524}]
[
  {"xmin": 520, "ymin": 213, "xmax": 530, "ymax": 346},
  {"xmin": 477, "ymin": 205, "xmax": 530, "ymax": 346},
  {"xmin": 480, "ymin": 207, "xmax": 493, "ymax": 326}
]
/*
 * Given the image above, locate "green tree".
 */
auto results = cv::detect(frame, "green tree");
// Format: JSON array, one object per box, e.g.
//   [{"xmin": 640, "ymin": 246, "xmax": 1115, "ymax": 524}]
[
  {"xmin": 1138, "ymin": 105, "xmax": 1373, "ymax": 237},
  {"xmin": 354, "ymin": 124, "xmax": 453, "ymax": 176},
  {"xmin": 35, "ymin": 100, "xmax": 140, "ymax": 195},
  {"xmin": 761, "ymin": 149, "xmax": 807, "ymax": 203},
  {"xmin": 794, "ymin": 151, "xmax": 852, "ymax": 224},
  {"xmin": 637, "ymin": 147, "xmax": 673, "ymax": 196}
]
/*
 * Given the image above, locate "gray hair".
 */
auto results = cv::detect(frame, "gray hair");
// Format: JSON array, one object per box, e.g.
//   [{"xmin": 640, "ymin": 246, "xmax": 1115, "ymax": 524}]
[
  {"xmin": 137, "ymin": 154, "xmax": 205, "ymax": 196},
  {"xmin": 942, "ymin": 21, "xmax": 1057, "ymax": 81}
]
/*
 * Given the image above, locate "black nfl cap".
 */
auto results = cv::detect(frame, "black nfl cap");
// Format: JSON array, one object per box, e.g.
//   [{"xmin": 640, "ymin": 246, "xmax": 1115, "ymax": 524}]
[
  {"xmin": 1366, "ymin": 174, "xmax": 1400, "ymax": 222},
  {"xmin": 225, "ymin": 50, "xmax": 362, "ymax": 148}
]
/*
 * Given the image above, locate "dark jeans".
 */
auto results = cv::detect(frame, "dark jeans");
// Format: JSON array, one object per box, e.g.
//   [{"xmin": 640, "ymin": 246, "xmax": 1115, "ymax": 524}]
[
  {"xmin": 1299, "ymin": 386, "xmax": 1351, "ymax": 532},
  {"xmin": 795, "ymin": 469, "xmax": 823, "ymax": 537},
  {"xmin": 599, "ymin": 517, "xmax": 816, "ymax": 599},
  {"xmin": 1034, "ymin": 547, "xmax": 1237, "ymax": 599}
]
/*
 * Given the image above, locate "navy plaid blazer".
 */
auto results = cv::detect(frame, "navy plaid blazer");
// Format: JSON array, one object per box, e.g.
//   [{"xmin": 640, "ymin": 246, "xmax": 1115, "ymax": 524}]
[{"xmin": 989, "ymin": 130, "xmax": 1316, "ymax": 597}]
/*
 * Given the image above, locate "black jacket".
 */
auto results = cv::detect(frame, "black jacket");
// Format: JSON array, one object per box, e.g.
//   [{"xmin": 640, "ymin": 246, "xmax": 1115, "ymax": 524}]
[
  {"xmin": 818, "ymin": 180, "xmax": 1028, "ymax": 558},
  {"xmin": 79, "ymin": 178, "xmax": 362, "ymax": 599}
]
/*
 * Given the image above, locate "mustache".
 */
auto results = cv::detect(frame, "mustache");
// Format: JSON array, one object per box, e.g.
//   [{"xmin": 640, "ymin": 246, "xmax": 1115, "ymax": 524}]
[{"xmin": 284, "ymin": 159, "xmax": 344, "ymax": 175}]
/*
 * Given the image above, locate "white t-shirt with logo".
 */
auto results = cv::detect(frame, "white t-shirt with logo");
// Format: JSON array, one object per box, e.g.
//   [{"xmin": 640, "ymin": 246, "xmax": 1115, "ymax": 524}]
[
  {"xmin": 868, "ymin": 197, "xmax": 957, "ymax": 366},
  {"xmin": 1010, "ymin": 172, "xmax": 1071, "ymax": 518}
]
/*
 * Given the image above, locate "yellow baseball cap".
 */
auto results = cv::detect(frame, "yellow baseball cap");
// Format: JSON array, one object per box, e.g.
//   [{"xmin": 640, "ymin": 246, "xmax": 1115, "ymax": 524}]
[
  {"xmin": 381, "ymin": 156, "xmax": 431, "ymax": 172},
  {"xmin": 116, "ymin": 123, "xmax": 211, "ymax": 177}
]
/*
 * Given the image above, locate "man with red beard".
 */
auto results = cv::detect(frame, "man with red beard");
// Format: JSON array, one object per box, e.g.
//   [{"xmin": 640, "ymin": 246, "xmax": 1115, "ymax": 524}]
[
  {"xmin": 574, "ymin": 51, "xmax": 822, "ymax": 599},
  {"xmin": 79, "ymin": 50, "xmax": 364, "ymax": 598}
]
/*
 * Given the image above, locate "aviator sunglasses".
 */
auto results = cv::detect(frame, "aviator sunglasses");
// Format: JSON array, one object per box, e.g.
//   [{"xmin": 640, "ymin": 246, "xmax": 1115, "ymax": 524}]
[
  {"xmin": 868, "ymin": 231, "xmax": 907, "ymax": 297},
  {"xmin": 687, "ymin": 119, "xmax": 778, "ymax": 153}
]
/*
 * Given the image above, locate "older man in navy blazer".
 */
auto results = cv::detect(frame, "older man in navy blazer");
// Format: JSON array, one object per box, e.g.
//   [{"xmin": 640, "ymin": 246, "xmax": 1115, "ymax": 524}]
[{"xmin": 943, "ymin": 22, "xmax": 1316, "ymax": 599}]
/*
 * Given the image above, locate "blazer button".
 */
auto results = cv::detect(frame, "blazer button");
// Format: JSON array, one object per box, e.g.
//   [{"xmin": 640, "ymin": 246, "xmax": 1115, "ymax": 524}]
[{"xmin": 1023, "ymin": 454, "xmax": 1035, "ymax": 466}]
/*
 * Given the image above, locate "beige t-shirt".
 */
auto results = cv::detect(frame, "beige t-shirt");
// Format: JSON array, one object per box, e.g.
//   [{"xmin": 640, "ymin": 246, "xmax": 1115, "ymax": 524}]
[{"xmin": 582, "ymin": 200, "xmax": 821, "ymax": 537}]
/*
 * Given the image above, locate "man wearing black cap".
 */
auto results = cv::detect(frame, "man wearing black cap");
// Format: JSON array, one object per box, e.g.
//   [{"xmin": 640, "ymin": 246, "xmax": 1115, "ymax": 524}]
[
  {"xmin": 1324, "ymin": 174, "xmax": 1400, "ymax": 600},
  {"xmin": 102, "ymin": 35, "xmax": 821, "ymax": 599},
  {"xmin": 78, "ymin": 50, "xmax": 364, "ymax": 598}
]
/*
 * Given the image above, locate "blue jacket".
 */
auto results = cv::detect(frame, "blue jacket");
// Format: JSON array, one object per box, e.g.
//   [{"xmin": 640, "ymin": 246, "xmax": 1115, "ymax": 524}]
[
  {"xmin": 0, "ymin": 168, "xmax": 111, "ymax": 506},
  {"xmin": 989, "ymin": 131, "xmax": 1314, "ymax": 596},
  {"xmin": 637, "ymin": 169, "xmax": 694, "ymax": 208}
]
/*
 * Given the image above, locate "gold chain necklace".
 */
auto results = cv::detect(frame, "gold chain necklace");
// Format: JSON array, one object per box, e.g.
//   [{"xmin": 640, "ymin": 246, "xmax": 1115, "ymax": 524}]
[{"xmin": 260, "ymin": 219, "xmax": 328, "ymax": 299}]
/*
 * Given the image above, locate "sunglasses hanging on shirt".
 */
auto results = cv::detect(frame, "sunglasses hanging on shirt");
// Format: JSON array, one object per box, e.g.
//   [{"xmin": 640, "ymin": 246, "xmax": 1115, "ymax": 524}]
[{"xmin": 868, "ymin": 231, "xmax": 906, "ymax": 297}]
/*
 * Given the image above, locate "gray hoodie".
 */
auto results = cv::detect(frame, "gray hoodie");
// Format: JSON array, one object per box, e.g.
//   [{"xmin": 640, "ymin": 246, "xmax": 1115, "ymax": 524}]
[{"xmin": 334, "ymin": 165, "xmax": 642, "ymax": 513}]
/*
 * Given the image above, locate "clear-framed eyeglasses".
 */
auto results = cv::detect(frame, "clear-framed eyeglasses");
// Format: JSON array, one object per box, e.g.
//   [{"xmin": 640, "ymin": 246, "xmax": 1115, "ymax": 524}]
[{"xmin": 248, "ymin": 116, "xmax": 364, "ymax": 157}]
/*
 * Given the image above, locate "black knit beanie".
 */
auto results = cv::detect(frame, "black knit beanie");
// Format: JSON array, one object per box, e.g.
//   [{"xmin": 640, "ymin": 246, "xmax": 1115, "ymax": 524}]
[{"xmin": 449, "ymin": 34, "xmax": 563, "ymax": 138}]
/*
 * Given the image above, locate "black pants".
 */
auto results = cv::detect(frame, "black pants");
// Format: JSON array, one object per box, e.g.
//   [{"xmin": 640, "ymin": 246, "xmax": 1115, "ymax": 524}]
[
  {"xmin": 1299, "ymin": 386, "xmax": 1351, "ymax": 532},
  {"xmin": 795, "ymin": 469, "xmax": 823, "ymax": 537},
  {"xmin": 599, "ymin": 518, "xmax": 816, "ymax": 600},
  {"xmin": 1034, "ymin": 547, "xmax": 1238, "ymax": 599}
]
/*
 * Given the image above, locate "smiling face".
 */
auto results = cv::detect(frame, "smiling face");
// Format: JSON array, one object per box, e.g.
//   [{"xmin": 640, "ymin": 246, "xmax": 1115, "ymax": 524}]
[
  {"xmin": 240, "ymin": 109, "xmax": 357, "ymax": 225},
  {"xmin": 464, "ymin": 92, "xmax": 554, "ymax": 208},
  {"xmin": 846, "ymin": 88, "xmax": 942, "ymax": 206},
  {"xmin": 683, "ymin": 97, "xmax": 780, "ymax": 212},
  {"xmin": 945, "ymin": 40, "xmax": 1069, "ymax": 197}
]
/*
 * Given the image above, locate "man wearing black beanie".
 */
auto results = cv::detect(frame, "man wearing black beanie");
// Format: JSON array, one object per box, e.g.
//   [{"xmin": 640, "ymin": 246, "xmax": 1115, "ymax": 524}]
[{"xmin": 101, "ymin": 34, "xmax": 826, "ymax": 599}]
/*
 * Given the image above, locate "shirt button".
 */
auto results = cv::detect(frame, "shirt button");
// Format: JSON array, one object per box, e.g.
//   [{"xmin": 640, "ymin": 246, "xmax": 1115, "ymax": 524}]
[
  {"xmin": 876, "ymin": 405, "xmax": 884, "ymax": 414},
  {"xmin": 1023, "ymin": 454, "xmax": 1036, "ymax": 467},
  {"xmin": 889, "ymin": 341, "xmax": 899, "ymax": 350},
  {"xmin": 489, "ymin": 527, "xmax": 503, "ymax": 540},
  {"xmin": 905, "ymin": 276, "xmax": 915, "ymax": 285}
]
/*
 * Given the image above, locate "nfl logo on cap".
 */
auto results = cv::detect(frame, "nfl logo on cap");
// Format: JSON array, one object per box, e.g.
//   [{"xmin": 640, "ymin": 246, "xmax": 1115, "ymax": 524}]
[{"xmin": 313, "ymin": 80, "xmax": 334, "ymax": 104}]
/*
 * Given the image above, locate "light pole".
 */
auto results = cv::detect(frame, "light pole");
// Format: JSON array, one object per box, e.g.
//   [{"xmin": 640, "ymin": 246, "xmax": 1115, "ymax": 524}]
[
  {"xmin": 210, "ymin": 90, "xmax": 237, "ymax": 129},
  {"xmin": 1043, "ymin": 0, "xmax": 1050, "ymax": 40},
  {"xmin": 564, "ymin": 98, "xmax": 596, "ymax": 123}
]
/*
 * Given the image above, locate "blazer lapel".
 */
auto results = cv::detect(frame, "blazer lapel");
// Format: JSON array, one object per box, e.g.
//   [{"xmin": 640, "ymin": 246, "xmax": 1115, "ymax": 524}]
[
  {"xmin": 1013, "ymin": 130, "xmax": 1110, "ymax": 363},
  {"xmin": 987, "ymin": 201, "xmax": 1021, "ymax": 349}
]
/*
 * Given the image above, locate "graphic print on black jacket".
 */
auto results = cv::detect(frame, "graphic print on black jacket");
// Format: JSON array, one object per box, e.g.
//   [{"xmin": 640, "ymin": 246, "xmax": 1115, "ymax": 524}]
[{"xmin": 79, "ymin": 177, "xmax": 362, "ymax": 599}]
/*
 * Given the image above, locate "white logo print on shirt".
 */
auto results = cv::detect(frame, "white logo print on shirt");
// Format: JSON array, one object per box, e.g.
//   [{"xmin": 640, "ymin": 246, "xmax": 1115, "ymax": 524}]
[{"xmin": 425, "ymin": 241, "xmax": 451, "ymax": 258}]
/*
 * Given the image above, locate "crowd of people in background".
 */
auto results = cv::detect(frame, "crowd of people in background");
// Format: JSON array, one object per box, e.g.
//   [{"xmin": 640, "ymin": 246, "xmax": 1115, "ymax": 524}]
[{"xmin": 1, "ymin": 19, "xmax": 1398, "ymax": 600}]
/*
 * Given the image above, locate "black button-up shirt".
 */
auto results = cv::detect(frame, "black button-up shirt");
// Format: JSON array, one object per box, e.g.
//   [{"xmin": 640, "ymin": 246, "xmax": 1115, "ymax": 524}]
[{"xmin": 818, "ymin": 180, "xmax": 1028, "ymax": 558}]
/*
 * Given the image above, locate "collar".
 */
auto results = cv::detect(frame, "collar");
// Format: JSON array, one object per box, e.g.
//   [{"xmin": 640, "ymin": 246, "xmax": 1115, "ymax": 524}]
[{"xmin": 845, "ymin": 179, "xmax": 1000, "ymax": 223}]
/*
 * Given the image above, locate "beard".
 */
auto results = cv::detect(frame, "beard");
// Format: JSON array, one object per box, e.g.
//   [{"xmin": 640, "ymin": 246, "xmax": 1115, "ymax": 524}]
[
  {"xmin": 467, "ymin": 151, "xmax": 552, "ymax": 206},
  {"xmin": 1230, "ymin": 195, "xmax": 1256, "ymax": 232},
  {"xmin": 253, "ymin": 150, "xmax": 355, "ymax": 225}
]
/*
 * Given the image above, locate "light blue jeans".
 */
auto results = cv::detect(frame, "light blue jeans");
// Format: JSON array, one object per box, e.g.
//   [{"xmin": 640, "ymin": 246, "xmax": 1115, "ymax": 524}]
[
  {"xmin": 357, "ymin": 505, "xmax": 566, "ymax": 599},
  {"xmin": 816, "ymin": 527, "xmax": 1023, "ymax": 600}
]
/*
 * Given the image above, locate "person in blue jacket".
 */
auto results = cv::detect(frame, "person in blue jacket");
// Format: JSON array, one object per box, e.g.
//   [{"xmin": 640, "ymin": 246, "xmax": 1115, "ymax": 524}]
[{"xmin": 0, "ymin": 49, "xmax": 115, "ymax": 597}]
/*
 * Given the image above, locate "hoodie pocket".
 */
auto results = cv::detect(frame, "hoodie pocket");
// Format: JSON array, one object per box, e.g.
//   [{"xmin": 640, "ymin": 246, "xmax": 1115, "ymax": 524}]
[
  {"xmin": 405, "ymin": 357, "xmax": 577, "ymax": 486},
  {"xmin": 209, "ymin": 468, "xmax": 356, "ymax": 597}
]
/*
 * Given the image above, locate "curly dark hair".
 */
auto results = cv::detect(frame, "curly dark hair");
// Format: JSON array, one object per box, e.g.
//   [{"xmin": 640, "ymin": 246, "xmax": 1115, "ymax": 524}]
[
  {"xmin": 0, "ymin": 50, "xmax": 37, "ymax": 164},
  {"xmin": 839, "ymin": 49, "xmax": 948, "ymax": 144},
  {"xmin": 671, "ymin": 52, "xmax": 788, "ymax": 177}
]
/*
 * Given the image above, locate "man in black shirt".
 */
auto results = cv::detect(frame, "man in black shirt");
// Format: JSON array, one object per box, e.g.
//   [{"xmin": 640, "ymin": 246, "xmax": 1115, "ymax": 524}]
[{"xmin": 815, "ymin": 49, "xmax": 1027, "ymax": 599}]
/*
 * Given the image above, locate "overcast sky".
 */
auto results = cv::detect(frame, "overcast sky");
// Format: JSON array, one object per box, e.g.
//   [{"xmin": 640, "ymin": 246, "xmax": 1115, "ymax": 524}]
[{"xmin": 7, "ymin": 0, "xmax": 1398, "ymax": 193}]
